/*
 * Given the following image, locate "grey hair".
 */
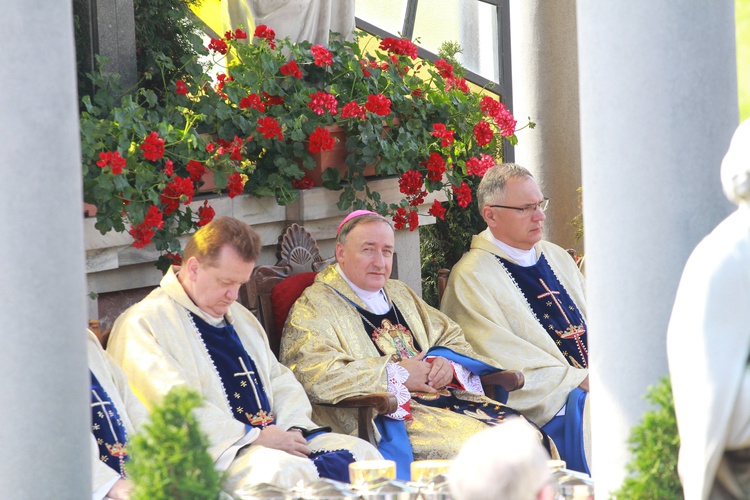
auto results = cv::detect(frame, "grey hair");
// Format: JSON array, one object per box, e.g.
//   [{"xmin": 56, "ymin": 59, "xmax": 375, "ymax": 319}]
[
  {"xmin": 720, "ymin": 119, "xmax": 750, "ymax": 205},
  {"xmin": 476, "ymin": 163, "xmax": 534, "ymax": 208},
  {"xmin": 336, "ymin": 213, "xmax": 393, "ymax": 245}
]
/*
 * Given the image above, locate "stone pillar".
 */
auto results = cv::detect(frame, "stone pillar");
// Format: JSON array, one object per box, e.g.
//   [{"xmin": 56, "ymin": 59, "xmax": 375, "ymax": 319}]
[
  {"xmin": 0, "ymin": 1, "xmax": 90, "ymax": 497},
  {"xmin": 577, "ymin": 1, "xmax": 737, "ymax": 496},
  {"xmin": 510, "ymin": 0, "xmax": 582, "ymax": 251},
  {"xmin": 93, "ymin": 0, "xmax": 138, "ymax": 89}
]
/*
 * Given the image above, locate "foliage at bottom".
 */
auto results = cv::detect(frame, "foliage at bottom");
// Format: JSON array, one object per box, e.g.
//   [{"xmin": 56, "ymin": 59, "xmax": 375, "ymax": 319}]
[
  {"xmin": 611, "ymin": 376, "xmax": 682, "ymax": 499},
  {"xmin": 127, "ymin": 387, "xmax": 224, "ymax": 500}
]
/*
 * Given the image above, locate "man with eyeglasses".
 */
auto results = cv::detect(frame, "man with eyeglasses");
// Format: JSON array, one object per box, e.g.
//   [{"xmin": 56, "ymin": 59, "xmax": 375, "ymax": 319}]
[{"xmin": 441, "ymin": 163, "xmax": 590, "ymax": 474}]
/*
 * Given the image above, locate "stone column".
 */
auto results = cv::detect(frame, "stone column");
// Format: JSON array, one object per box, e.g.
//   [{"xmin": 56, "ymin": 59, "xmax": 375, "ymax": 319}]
[
  {"xmin": 0, "ymin": 2, "xmax": 90, "ymax": 497},
  {"xmin": 510, "ymin": 0, "xmax": 582, "ymax": 251},
  {"xmin": 577, "ymin": 1, "xmax": 737, "ymax": 496}
]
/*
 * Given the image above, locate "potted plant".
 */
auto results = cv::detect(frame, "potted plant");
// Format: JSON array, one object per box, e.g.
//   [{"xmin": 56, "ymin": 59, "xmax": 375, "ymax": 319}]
[{"xmin": 81, "ymin": 24, "xmax": 527, "ymax": 269}]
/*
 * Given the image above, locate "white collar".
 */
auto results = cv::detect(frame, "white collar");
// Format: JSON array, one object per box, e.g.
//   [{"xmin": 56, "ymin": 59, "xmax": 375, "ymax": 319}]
[
  {"xmin": 336, "ymin": 264, "xmax": 391, "ymax": 314},
  {"xmin": 488, "ymin": 234, "xmax": 539, "ymax": 267}
]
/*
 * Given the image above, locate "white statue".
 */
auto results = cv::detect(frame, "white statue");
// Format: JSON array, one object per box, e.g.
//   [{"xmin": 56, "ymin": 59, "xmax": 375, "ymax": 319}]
[
  {"xmin": 667, "ymin": 119, "xmax": 750, "ymax": 500},
  {"xmin": 223, "ymin": 0, "xmax": 356, "ymax": 44}
]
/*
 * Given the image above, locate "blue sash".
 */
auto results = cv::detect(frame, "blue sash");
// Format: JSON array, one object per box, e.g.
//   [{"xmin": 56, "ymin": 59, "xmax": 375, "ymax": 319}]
[
  {"xmin": 541, "ymin": 388, "xmax": 589, "ymax": 474},
  {"xmin": 90, "ymin": 371, "xmax": 129, "ymax": 477}
]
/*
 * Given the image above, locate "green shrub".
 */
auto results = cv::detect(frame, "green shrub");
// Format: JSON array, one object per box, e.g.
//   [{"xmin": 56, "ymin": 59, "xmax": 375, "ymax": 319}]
[
  {"xmin": 127, "ymin": 387, "xmax": 224, "ymax": 500},
  {"xmin": 611, "ymin": 377, "xmax": 682, "ymax": 499}
]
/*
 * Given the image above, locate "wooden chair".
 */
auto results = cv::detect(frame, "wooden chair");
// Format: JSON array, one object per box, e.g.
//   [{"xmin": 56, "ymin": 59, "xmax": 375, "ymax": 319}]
[{"xmin": 239, "ymin": 223, "xmax": 397, "ymax": 446}]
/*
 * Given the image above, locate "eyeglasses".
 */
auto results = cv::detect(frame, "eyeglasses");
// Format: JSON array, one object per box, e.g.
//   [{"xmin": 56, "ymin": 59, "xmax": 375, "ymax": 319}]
[{"xmin": 488, "ymin": 198, "xmax": 549, "ymax": 215}]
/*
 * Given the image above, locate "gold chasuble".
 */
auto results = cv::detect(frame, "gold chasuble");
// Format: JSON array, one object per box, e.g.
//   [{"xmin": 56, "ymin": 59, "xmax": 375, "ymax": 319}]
[
  {"xmin": 442, "ymin": 231, "xmax": 589, "ymax": 428},
  {"xmin": 281, "ymin": 266, "xmax": 545, "ymax": 461}
]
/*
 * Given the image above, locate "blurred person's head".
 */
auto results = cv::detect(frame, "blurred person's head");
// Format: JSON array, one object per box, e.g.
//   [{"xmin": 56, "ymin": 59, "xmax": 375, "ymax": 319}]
[{"xmin": 449, "ymin": 418, "xmax": 554, "ymax": 500}]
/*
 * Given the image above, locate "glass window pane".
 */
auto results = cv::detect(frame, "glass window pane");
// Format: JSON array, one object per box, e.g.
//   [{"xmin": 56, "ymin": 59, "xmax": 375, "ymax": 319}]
[
  {"xmin": 412, "ymin": 0, "xmax": 499, "ymax": 84},
  {"xmin": 355, "ymin": 0, "xmax": 408, "ymax": 37}
]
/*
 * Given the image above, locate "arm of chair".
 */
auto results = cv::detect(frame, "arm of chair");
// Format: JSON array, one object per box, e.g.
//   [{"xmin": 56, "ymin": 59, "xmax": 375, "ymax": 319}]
[
  {"xmin": 318, "ymin": 393, "xmax": 398, "ymax": 447},
  {"xmin": 480, "ymin": 370, "xmax": 525, "ymax": 392}
]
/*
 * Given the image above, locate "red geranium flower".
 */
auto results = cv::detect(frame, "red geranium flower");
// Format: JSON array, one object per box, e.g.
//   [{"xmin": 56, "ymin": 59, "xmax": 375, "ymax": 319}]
[
  {"xmin": 228, "ymin": 136, "xmax": 245, "ymax": 162},
  {"xmin": 398, "ymin": 170, "xmax": 424, "ymax": 196},
  {"xmin": 423, "ymin": 152, "xmax": 446, "ymax": 182},
  {"xmin": 160, "ymin": 176, "xmax": 195, "ymax": 215},
  {"xmin": 445, "ymin": 76, "xmax": 470, "ymax": 93},
  {"xmin": 280, "ymin": 60, "xmax": 302, "ymax": 79},
  {"xmin": 96, "ymin": 150, "xmax": 126, "ymax": 175},
  {"xmin": 311, "ymin": 45, "xmax": 333, "ymax": 66},
  {"xmin": 129, "ymin": 205, "xmax": 163, "ymax": 248},
  {"xmin": 186, "ymin": 160, "xmax": 206, "ymax": 182},
  {"xmin": 307, "ymin": 91, "xmax": 339, "ymax": 116},
  {"xmin": 163, "ymin": 159, "xmax": 174, "ymax": 177},
  {"xmin": 143, "ymin": 205, "xmax": 164, "ymax": 228},
  {"xmin": 226, "ymin": 172, "xmax": 246, "ymax": 198},
  {"xmin": 208, "ymin": 38, "xmax": 228, "ymax": 54},
  {"xmin": 308, "ymin": 126, "xmax": 336, "ymax": 153},
  {"xmin": 434, "ymin": 59, "xmax": 454, "ymax": 79},
  {"xmin": 428, "ymin": 199, "xmax": 447, "ymax": 220},
  {"xmin": 256, "ymin": 117, "xmax": 284, "ymax": 140},
  {"xmin": 261, "ymin": 91, "xmax": 285, "ymax": 106},
  {"xmin": 379, "ymin": 37, "xmax": 419, "ymax": 59},
  {"xmin": 254, "ymin": 25, "xmax": 276, "ymax": 49},
  {"xmin": 480, "ymin": 97, "xmax": 517, "ymax": 137},
  {"xmin": 291, "ymin": 175, "xmax": 315, "ymax": 189},
  {"xmin": 239, "ymin": 93, "xmax": 266, "ymax": 112},
  {"xmin": 466, "ymin": 154, "xmax": 495, "ymax": 177},
  {"xmin": 197, "ymin": 200, "xmax": 215, "ymax": 227},
  {"xmin": 163, "ymin": 252, "xmax": 182, "ymax": 265},
  {"xmin": 140, "ymin": 131, "xmax": 165, "ymax": 161},
  {"xmin": 473, "ymin": 120, "xmax": 493, "ymax": 147},
  {"xmin": 364, "ymin": 93, "xmax": 391, "ymax": 116},
  {"xmin": 341, "ymin": 101, "xmax": 366, "ymax": 120},
  {"xmin": 452, "ymin": 182, "xmax": 473, "ymax": 208},
  {"xmin": 430, "ymin": 123, "xmax": 455, "ymax": 147},
  {"xmin": 175, "ymin": 80, "xmax": 189, "ymax": 95}
]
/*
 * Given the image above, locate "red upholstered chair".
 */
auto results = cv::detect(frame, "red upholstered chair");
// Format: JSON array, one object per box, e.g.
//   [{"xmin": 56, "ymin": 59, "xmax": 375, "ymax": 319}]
[{"xmin": 239, "ymin": 224, "xmax": 397, "ymax": 446}]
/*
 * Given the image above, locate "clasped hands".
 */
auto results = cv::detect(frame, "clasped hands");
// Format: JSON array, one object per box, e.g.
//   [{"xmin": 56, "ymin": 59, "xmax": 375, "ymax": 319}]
[
  {"xmin": 398, "ymin": 351, "xmax": 454, "ymax": 393},
  {"xmin": 254, "ymin": 424, "xmax": 311, "ymax": 458}
]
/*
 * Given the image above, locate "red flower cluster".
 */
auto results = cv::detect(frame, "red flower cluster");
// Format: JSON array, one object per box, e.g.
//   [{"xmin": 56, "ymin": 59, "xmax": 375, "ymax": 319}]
[
  {"xmin": 240, "ymin": 93, "xmax": 266, "ymax": 112},
  {"xmin": 186, "ymin": 160, "xmax": 206, "ymax": 182},
  {"xmin": 365, "ymin": 94, "xmax": 391, "ymax": 116},
  {"xmin": 208, "ymin": 38, "xmax": 228, "ymax": 55},
  {"xmin": 308, "ymin": 126, "xmax": 336, "ymax": 153},
  {"xmin": 393, "ymin": 207, "xmax": 419, "ymax": 231},
  {"xmin": 466, "ymin": 154, "xmax": 495, "ymax": 177},
  {"xmin": 129, "ymin": 205, "xmax": 164, "ymax": 248},
  {"xmin": 140, "ymin": 131, "xmax": 165, "ymax": 161},
  {"xmin": 163, "ymin": 252, "xmax": 182, "ymax": 265},
  {"xmin": 480, "ymin": 96, "xmax": 517, "ymax": 137},
  {"xmin": 262, "ymin": 91, "xmax": 284, "ymax": 107},
  {"xmin": 311, "ymin": 45, "xmax": 333, "ymax": 66},
  {"xmin": 428, "ymin": 200, "xmax": 446, "ymax": 220},
  {"xmin": 379, "ymin": 37, "xmax": 419, "ymax": 59},
  {"xmin": 175, "ymin": 80, "xmax": 189, "ymax": 96},
  {"xmin": 96, "ymin": 150, "xmax": 126, "ymax": 175},
  {"xmin": 197, "ymin": 200, "xmax": 215, "ymax": 227},
  {"xmin": 398, "ymin": 170, "xmax": 424, "ymax": 196},
  {"xmin": 280, "ymin": 60, "xmax": 302, "ymax": 79},
  {"xmin": 445, "ymin": 76, "xmax": 470, "ymax": 93},
  {"xmin": 224, "ymin": 28, "xmax": 247, "ymax": 40},
  {"xmin": 308, "ymin": 91, "xmax": 339, "ymax": 116},
  {"xmin": 430, "ymin": 123, "xmax": 455, "ymax": 147},
  {"xmin": 424, "ymin": 152, "xmax": 446, "ymax": 182},
  {"xmin": 291, "ymin": 175, "xmax": 315, "ymax": 189},
  {"xmin": 160, "ymin": 176, "xmax": 195, "ymax": 215},
  {"xmin": 434, "ymin": 59, "xmax": 454, "ymax": 79},
  {"xmin": 215, "ymin": 73, "xmax": 233, "ymax": 98},
  {"xmin": 452, "ymin": 182, "xmax": 472, "ymax": 208},
  {"xmin": 341, "ymin": 101, "xmax": 366, "ymax": 120},
  {"xmin": 473, "ymin": 120, "xmax": 493, "ymax": 147},
  {"xmin": 163, "ymin": 159, "xmax": 174, "ymax": 177},
  {"xmin": 257, "ymin": 117, "xmax": 284, "ymax": 140},
  {"xmin": 226, "ymin": 172, "xmax": 246, "ymax": 198},
  {"xmin": 254, "ymin": 25, "xmax": 276, "ymax": 49}
]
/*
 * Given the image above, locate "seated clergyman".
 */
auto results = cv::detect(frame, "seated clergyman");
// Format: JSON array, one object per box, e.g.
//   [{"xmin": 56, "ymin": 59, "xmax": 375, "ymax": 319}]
[
  {"xmin": 107, "ymin": 216, "xmax": 382, "ymax": 497},
  {"xmin": 441, "ymin": 163, "xmax": 590, "ymax": 474},
  {"xmin": 280, "ymin": 210, "xmax": 555, "ymax": 479}
]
